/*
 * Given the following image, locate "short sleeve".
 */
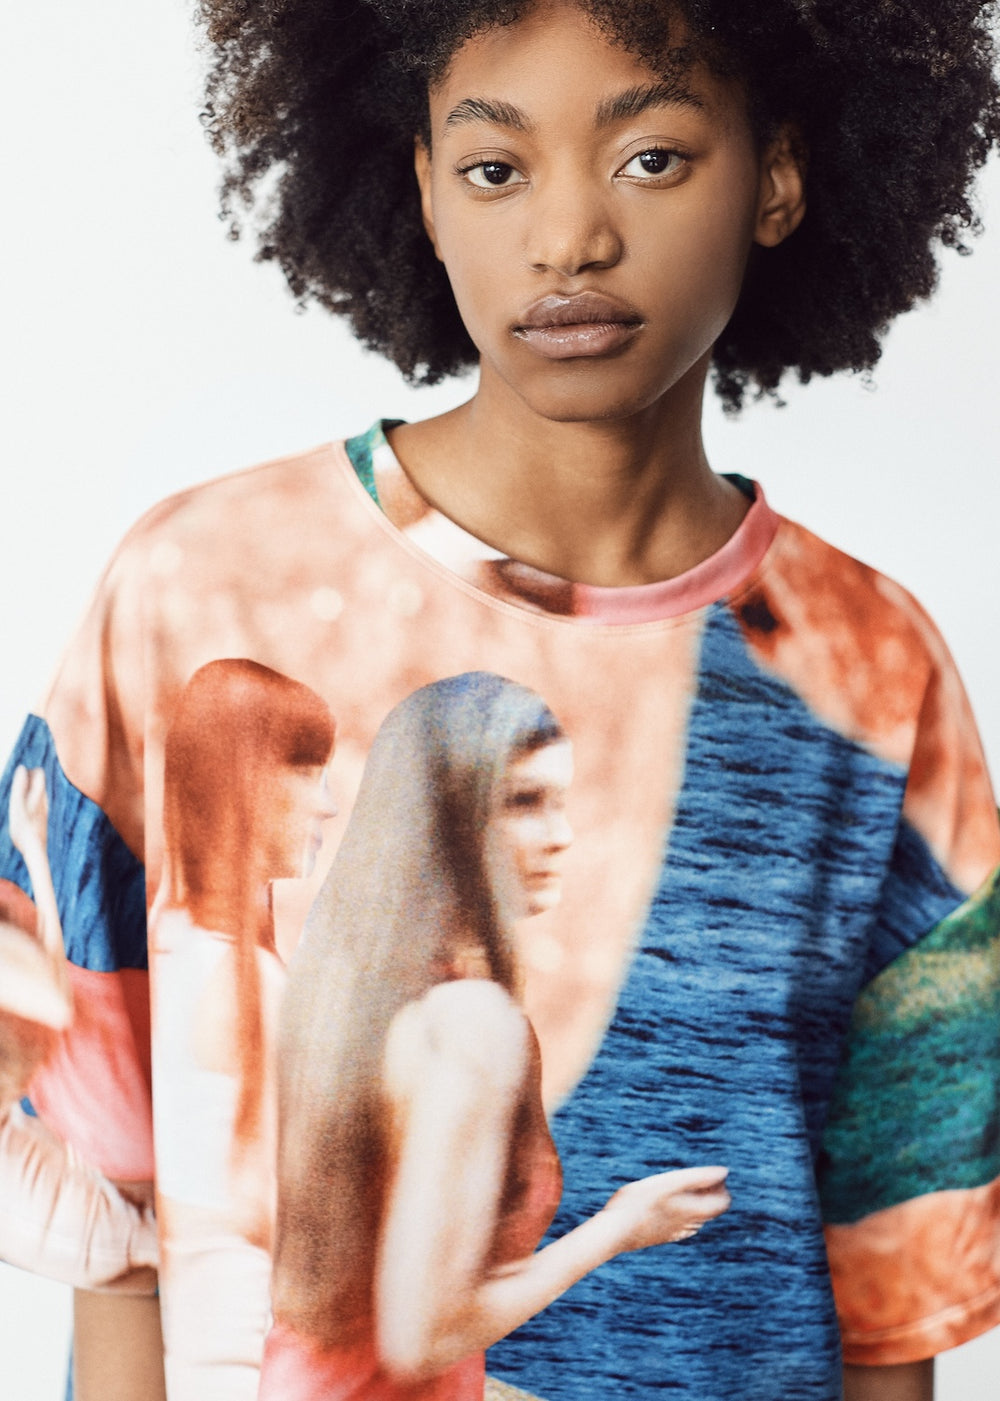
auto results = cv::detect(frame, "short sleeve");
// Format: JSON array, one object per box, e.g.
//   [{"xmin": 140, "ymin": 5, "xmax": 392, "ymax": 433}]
[
  {"xmin": 0, "ymin": 529, "xmax": 155, "ymax": 1289},
  {"xmin": 818, "ymin": 633, "xmax": 1000, "ymax": 1365}
]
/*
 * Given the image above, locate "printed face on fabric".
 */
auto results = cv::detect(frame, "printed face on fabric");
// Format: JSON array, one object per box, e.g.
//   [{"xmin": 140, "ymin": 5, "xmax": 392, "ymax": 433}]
[
  {"xmin": 264, "ymin": 765, "xmax": 338, "ymax": 882},
  {"xmin": 415, "ymin": 0, "xmax": 803, "ymax": 426},
  {"xmin": 484, "ymin": 739, "xmax": 574, "ymax": 924}
]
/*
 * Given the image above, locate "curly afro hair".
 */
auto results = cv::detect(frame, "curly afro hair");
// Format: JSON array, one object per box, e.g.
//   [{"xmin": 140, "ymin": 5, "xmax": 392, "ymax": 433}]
[{"xmin": 198, "ymin": 0, "xmax": 1000, "ymax": 409}]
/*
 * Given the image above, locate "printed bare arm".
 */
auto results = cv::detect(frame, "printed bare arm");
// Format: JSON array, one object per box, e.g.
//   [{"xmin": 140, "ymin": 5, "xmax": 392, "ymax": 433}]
[
  {"xmin": 376, "ymin": 979, "xmax": 730, "ymax": 1382},
  {"xmin": 8, "ymin": 766, "xmax": 71, "ymax": 995}
]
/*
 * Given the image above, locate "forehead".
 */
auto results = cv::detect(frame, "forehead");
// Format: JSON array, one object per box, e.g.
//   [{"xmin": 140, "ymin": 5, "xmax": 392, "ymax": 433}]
[
  {"xmin": 504, "ymin": 740, "xmax": 574, "ymax": 789},
  {"xmin": 429, "ymin": 0, "xmax": 743, "ymax": 135}
]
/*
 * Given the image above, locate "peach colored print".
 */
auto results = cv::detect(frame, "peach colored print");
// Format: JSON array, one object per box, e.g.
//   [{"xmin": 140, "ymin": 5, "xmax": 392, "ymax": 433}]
[
  {"xmin": 44, "ymin": 442, "xmax": 703, "ymax": 1109},
  {"xmin": 734, "ymin": 519, "xmax": 1000, "ymax": 895}
]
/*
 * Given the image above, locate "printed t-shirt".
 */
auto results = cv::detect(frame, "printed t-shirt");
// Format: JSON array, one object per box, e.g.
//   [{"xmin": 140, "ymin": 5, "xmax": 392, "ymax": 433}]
[{"xmin": 0, "ymin": 419, "xmax": 998, "ymax": 1401}]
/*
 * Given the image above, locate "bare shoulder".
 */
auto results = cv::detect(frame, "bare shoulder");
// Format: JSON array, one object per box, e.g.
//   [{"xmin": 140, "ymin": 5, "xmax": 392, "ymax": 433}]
[
  {"xmin": 384, "ymin": 981, "xmax": 529, "ymax": 1104},
  {"xmin": 420, "ymin": 978, "xmax": 525, "ymax": 1043}
]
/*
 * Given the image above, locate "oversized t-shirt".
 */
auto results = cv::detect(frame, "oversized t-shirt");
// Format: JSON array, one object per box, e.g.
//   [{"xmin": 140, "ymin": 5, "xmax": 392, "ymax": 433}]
[{"xmin": 1, "ymin": 420, "xmax": 999, "ymax": 1400}]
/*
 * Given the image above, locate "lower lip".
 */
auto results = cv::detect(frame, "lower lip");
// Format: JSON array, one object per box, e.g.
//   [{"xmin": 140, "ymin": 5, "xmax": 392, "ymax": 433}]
[{"xmin": 514, "ymin": 321, "xmax": 642, "ymax": 360}]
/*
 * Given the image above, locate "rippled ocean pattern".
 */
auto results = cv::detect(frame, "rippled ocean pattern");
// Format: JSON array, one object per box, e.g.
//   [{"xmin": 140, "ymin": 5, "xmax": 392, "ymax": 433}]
[{"xmin": 488, "ymin": 603, "xmax": 964, "ymax": 1400}]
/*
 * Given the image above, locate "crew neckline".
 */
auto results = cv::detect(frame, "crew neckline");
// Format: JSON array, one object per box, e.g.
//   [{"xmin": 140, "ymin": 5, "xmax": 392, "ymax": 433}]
[{"xmin": 343, "ymin": 420, "xmax": 780, "ymax": 625}]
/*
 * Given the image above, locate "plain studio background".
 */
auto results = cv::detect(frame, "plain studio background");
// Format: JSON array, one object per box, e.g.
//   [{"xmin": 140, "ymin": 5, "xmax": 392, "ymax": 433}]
[{"xmin": 2, "ymin": 2, "xmax": 998, "ymax": 1394}]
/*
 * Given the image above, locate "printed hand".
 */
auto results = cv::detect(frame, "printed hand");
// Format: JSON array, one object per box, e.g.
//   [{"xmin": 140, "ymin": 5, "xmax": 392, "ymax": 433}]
[
  {"xmin": 600, "ymin": 1165, "xmax": 730, "ymax": 1253},
  {"xmin": 9, "ymin": 766, "xmax": 49, "ymax": 860}
]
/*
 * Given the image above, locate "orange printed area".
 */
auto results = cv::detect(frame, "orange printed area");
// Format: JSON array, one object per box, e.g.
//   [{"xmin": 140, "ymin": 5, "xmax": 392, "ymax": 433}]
[
  {"xmin": 44, "ymin": 442, "xmax": 704, "ymax": 1109},
  {"xmin": 735, "ymin": 520, "xmax": 999, "ymax": 894},
  {"xmin": 28, "ymin": 965, "xmax": 153, "ymax": 1182},
  {"xmin": 826, "ymin": 1174, "xmax": 1000, "ymax": 1365}
]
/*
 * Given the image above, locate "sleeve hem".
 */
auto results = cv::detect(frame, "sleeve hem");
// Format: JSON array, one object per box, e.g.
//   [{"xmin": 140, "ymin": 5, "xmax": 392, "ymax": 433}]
[{"xmin": 840, "ymin": 1277, "xmax": 1000, "ymax": 1365}]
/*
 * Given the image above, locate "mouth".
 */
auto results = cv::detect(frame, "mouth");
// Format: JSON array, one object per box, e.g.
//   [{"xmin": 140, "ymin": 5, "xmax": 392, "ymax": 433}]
[{"xmin": 513, "ymin": 293, "xmax": 644, "ymax": 361}]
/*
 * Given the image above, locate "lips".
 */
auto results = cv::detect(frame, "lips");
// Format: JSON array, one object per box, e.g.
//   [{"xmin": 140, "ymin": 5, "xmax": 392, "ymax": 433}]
[{"xmin": 513, "ymin": 292, "xmax": 643, "ymax": 360}]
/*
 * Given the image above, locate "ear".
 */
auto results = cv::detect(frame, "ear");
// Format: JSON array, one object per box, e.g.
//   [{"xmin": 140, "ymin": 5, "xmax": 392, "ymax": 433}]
[
  {"xmin": 754, "ymin": 125, "xmax": 806, "ymax": 248},
  {"xmin": 414, "ymin": 137, "xmax": 443, "ymax": 262}
]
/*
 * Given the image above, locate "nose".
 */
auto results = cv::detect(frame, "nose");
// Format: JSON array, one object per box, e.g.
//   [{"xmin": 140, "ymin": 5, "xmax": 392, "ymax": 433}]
[
  {"xmin": 545, "ymin": 809, "xmax": 573, "ymax": 853},
  {"xmin": 316, "ymin": 772, "xmax": 338, "ymax": 820},
  {"xmin": 527, "ymin": 178, "xmax": 622, "ymax": 277}
]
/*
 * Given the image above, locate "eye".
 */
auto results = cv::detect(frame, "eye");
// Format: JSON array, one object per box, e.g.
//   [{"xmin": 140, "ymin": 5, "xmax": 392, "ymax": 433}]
[
  {"xmin": 505, "ymin": 786, "xmax": 544, "ymax": 811},
  {"xmin": 619, "ymin": 148, "xmax": 685, "ymax": 180},
  {"xmin": 461, "ymin": 161, "xmax": 525, "ymax": 189}
]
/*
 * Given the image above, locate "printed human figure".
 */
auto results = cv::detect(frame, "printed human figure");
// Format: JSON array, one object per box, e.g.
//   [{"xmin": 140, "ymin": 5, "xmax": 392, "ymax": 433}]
[
  {"xmin": 262, "ymin": 672, "xmax": 729, "ymax": 1400},
  {"xmin": 0, "ymin": 766, "xmax": 158, "ymax": 1290},
  {"xmin": 150, "ymin": 659, "xmax": 337, "ymax": 1399}
]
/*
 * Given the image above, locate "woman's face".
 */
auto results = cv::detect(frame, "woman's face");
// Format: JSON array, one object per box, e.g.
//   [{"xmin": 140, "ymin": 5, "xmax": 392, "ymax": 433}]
[
  {"xmin": 485, "ymin": 738, "xmax": 574, "ymax": 923},
  {"xmin": 416, "ymin": 0, "xmax": 799, "ymax": 425},
  {"xmin": 265, "ymin": 764, "xmax": 338, "ymax": 881}
]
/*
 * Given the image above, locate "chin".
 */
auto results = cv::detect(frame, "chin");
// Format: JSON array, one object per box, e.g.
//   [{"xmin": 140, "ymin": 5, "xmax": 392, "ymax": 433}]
[
  {"xmin": 513, "ymin": 367, "xmax": 680, "ymax": 425},
  {"xmin": 525, "ymin": 886, "xmax": 563, "ymax": 918}
]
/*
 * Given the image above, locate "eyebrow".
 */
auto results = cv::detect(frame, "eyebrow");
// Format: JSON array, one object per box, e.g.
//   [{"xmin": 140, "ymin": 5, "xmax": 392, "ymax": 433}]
[
  {"xmin": 442, "ymin": 79, "xmax": 704, "ymax": 135},
  {"xmin": 444, "ymin": 98, "xmax": 533, "ymax": 132},
  {"xmin": 595, "ymin": 79, "xmax": 705, "ymax": 126}
]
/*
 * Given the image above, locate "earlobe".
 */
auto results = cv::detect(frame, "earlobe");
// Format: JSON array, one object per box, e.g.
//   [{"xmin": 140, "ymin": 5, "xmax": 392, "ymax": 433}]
[
  {"xmin": 754, "ymin": 125, "xmax": 807, "ymax": 249},
  {"xmin": 414, "ymin": 137, "xmax": 443, "ymax": 262}
]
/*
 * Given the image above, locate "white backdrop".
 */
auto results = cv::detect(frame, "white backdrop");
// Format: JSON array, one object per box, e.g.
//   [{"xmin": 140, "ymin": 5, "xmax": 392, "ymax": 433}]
[{"xmin": 2, "ymin": 2, "xmax": 998, "ymax": 1394}]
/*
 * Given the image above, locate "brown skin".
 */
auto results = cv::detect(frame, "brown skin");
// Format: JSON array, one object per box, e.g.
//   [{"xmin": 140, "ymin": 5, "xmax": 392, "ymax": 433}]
[
  {"xmin": 844, "ymin": 1361, "xmax": 935, "ymax": 1401},
  {"xmin": 394, "ymin": 0, "xmax": 804, "ymax": 587},
  {"xmin": 73, "ymin": 1292, "xmax": 166, "ymax": 1401}
]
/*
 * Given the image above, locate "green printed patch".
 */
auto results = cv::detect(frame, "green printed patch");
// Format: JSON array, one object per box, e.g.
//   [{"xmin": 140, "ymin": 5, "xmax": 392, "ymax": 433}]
[
  {"xmin": 344, "ymin": 422, "xmax": 383, "ymax": 504},
  {"xmin": 344, "ymin": 418, "xmax": 406, "ymax": 508},
  {"xmin": 819, "ymin": 865, "xmax": 1000, "ymax": 1224}
]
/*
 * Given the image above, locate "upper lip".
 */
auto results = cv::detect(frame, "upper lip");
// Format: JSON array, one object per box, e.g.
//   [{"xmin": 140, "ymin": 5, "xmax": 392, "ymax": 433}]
[{"xmin": 514, "ymin": 292, "xmax": 643, "ymax": 330}]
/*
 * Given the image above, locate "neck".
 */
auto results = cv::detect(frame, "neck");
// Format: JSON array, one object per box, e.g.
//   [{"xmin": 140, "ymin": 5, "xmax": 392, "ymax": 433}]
[
  {"xmin": 389, "ymin": 354, "xmax": 748, "ymax": 587},
  {"xmin": 175, "ymin": 882, "xmax": 275, "ymax": 949}
]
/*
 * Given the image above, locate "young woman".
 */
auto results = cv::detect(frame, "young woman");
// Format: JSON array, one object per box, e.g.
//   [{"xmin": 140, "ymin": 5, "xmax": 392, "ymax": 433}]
[
  {"xmin": 151, "ymin": 659, "xmax": 336, "ymax": 1399},
  {"xmin": 2, "ymin": 2, "xmax": 999, "ymax": 1400},
  {"xmin": 263, "ymin": 671, "xmax": 729, "ymax": 1399}
]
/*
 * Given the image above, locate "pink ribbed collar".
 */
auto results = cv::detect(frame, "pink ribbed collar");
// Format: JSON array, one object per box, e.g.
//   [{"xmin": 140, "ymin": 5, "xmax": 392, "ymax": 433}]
[{"xmin": 344, "ymin": 428, "xmax": 779, "ymax": 624}]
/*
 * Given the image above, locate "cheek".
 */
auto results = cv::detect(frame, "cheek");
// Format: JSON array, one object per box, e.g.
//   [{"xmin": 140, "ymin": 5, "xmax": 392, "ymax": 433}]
[
  {"xmin": 436, "ymin": 236, "xmax": 499, "ymax": 348},
  {"xmin": 270, "ymin": 788, "xmax": 313, "ymax": 864},
  {"xmin": 631, "ymin": 173, "xmax": 761, "ymax": 332},
  {"xmin": 642, "ymin": 228, "xmax": 742, "ymax": 317},
  {"xmin": 276, "ymin": 796, "xmax": 302, "ymax": 840},
  {"xmin": 507, "ymin": 815, "xmax": 544, "ymax": 864},
  {"xmin": 430, "ymin": 181, "xmax": 519, "ymax": 342},
  {"xmin": 490, "ymin": 814, "xmax": 534, "ymax": 871},
  {"xmin": 689, "ymin": 168, "xmax": 761, "ymax": 295}
]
